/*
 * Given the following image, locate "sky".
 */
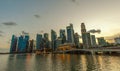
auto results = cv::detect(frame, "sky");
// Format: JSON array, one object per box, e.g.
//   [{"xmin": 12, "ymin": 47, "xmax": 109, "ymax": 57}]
[{"xmin": 0, "ymin": 0, "xmax": 120, "ymax": 48}]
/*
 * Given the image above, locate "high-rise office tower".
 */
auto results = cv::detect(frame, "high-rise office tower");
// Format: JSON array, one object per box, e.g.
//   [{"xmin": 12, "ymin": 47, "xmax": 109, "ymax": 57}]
[
  {"xmin": 81, "ymin": 23, "xmax": 86, "ymax": 34},
  {"xmin": 66, "ymin": 23, "xmax": 75, "ymax": 43},
  {"xmin": 36, "ymin": 34, "xmax": 43, "ymax": 50},
  {"xmin": 29, "ymin": 39, "xmax": 34, "ymax": 53},
  {"xmin": 51, "ymin": 29, "xmax": 57, "ymax": 50},
  {"xmin": 17, "ymin": 35, "xmax": 24, "ymax": 52},
  {"xmin": 60, "ymin": 29, "xmax": 66, "ymax": 44},
  {"xmin": 24, "ymin": 35, "xmax": 29, "ymax": 52},
  {"xmin": 91, "ymin": 35, "xmax": 97, "ymax": 47},
  {"xmin": 81, "ymin": 23, "xmax": 91, "ymax": 48},
  {"xmin": 74, "ymin": 33, "xmax": 80, "ymax": 48},
  {"xmin": 97, "ymin": 37, "xmax": 107, "ymax": 47},
  {"xmin": 56, "ymin": 37, "xmax": 62, "ymax": 48},
  {"xmin": 10, "ymin": 35, "xmax": 17, "ymax": 53},
  {"xmin": 44, "ymin": 33, "xmax": 49, "ymax": 40},
  {"xmin": 114, "ymin": 37, "xmax": 120, "ymax": 44},
  {"xmin": 44, "ymin": 33, "xmax": 50, "ymax": 48},
  {"xmin": 17, "ymin": 35, "xmax": 29, "ymax": 52}
]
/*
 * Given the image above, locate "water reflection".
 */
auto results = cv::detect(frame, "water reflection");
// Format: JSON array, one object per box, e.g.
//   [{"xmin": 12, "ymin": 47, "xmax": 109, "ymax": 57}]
[
  {"xmin": 6, "ymin": 54, "xmax": 27, "ymax": 71},
  {"xmin": 2, "ymin": 54, "xmax": 120, "ymax": 71}
]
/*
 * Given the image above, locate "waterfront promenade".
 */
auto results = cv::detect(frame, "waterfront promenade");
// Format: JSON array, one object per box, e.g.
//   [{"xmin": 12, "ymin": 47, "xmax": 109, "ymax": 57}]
[{"xmin": 55, "ymin": 47, "xmax": 120, "ymax": 54}]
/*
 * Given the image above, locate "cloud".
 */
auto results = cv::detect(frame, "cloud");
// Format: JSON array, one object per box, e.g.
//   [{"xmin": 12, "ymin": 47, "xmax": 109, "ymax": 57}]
[
  {"xmin": 0, "ymin": 30, "xmax": 4, "ymax": 37},
  {"xmin": 34, "ymin": 14, "xmax": 40, "ymax": 18},
  {"xmin": 0, "ymin": 34, "xmax": 3, "ymax": 37},
  {"xmin": 22, "ymin": 31, "xmax": 29, "ymax": 35},
  {"xmin": 71, "ymin": 0, "xmax": 76, "ymax": 2},
  {"xmin": 2, "ymin": 22, "xmax": 17, "ymax": 26},
  {"xmin": 88, "ymin": 29, "xmax": 101, "ymax": 34},
  {"xmin": 0, "ymin": 30, "xmax": 4, "ymax": 33}
]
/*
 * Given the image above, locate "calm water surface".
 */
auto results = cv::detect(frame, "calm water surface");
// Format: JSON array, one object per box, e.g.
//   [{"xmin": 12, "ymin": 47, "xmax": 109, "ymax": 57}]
[{"xmin": 0, "ymin": 54, "xmax": 120, "ymax": 71}]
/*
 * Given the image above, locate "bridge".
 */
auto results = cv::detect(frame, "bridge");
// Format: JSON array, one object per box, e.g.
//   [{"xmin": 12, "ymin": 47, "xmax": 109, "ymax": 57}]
[{"xmin": 56, "ymin": 47, "xmax": 120, "ymax": 54}]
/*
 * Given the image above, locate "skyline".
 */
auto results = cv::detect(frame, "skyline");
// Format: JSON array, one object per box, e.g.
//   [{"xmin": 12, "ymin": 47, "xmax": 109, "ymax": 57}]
[{"xmin": 0, "ymin": 0, "xmax": 120, "ymax": 48}]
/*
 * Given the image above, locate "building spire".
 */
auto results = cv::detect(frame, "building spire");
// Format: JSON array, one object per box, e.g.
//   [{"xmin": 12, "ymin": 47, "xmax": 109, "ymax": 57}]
[{"xmin": 81, "ymin": 23, "xmax": 86, "ymax": 33}]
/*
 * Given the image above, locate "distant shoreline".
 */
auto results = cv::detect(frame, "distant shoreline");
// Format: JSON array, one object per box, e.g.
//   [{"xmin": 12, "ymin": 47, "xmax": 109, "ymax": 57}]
[
  {"xmin": 0, "ymin": 52, "xmax": 33, "ymax": 54},
  {"xmin": 0, "ymin": 52, "xmax": 120, "ymax": 56}
]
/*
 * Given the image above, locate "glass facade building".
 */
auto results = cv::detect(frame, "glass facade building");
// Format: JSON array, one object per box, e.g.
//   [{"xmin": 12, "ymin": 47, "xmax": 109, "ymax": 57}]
[
  {"xmin": 17, "ymin": 35, "xmax": 29, "ymax": 52},
  {"xmin": 97, "ymin": 37, "xmax": 107, "ymax": 47},
  {"xmin": 91, "ymin": 35, "xmax": 97, "ymax": 47},
  {"xmin": 60, "ymin": 29, "xmax": 66, "ymax": 44},
  {"xmin": 10, "ymin": 35, "xmax": 17, "ymax": 53},
  {"xmin": 66, "ymin": 24, "xmax": 74, "ymax": 44},
  {"xmin": 51, "ymin": 29, "xmax": 57, "ymax": 50},
  {"xmin": 36, "ymin": 34, "xmax": 43, "ymax": 50},
  {"xmin": 74, "ymin": 33, "xmax": 80, "ymax": 48}
]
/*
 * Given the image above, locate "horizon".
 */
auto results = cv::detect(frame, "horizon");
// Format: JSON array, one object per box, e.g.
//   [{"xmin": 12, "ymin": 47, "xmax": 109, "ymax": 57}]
[{"xmin": 0, "ymin": 0, "xmax": 120, "ymax": 48}]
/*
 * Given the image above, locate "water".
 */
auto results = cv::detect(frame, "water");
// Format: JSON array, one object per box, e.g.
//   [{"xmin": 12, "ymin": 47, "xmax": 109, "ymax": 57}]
[{"xmin": 0, "ymin": 54, "xmax": 120, "ymax": 71}]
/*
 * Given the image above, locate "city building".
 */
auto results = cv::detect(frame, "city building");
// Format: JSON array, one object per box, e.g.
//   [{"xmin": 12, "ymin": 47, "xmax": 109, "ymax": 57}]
[
  {"xmin": 74, "ymin": 33, "xmax": 80, "ymax": 48},
  {"xmin": 81, "ymin": 23, "xmax": 91, "ymax": 48},
  {"xmin": 97, "ymin": 37, "xmax": 107, "ymax": 47},
  {"xmin": 24, "ymin": 35, "xmax": 30, "ymax": 52},
  {"xmin": 44, "ymin": 33, "xmax": 50, "ymax": 49},
  {"xmin": 36, "ymin": 34, "xmax": 43, "ymax": 50},
  {"xmin": 60, "ymin": 29, "xmax": 66, "ymax": 44},
  {"xmin": 57, "ymin": 43, "xmax": 76, "ymax": 51},
  {"xmin": 56, "ymin": 37, "xmax": 62, "ymax": 48},
  {"xmin": 81, "ymin": 23, "xmax": 86, "ymax": 33},
  {"xmin": 10, "ymin": 35, "xmax": 17, "ymax": 53},
  {"xmin": 28, "ymin": 39, "xmax": 34, "ymax": 53},
  {"xmin": 91, "ymin": 35, "xmax": 97, "ymax": 47},
  {"xmin": 17, "ymin": 35, "xmax": 24, "ymax": 52},
  {"xmin": 114, "ymin": 37, "xmax": 120, "ymax": 44},
  {"xmin": 66, "ymin": 23, "xmax": 75, "ymax": 43},
  {"xmin": 44, "ymin": 33, "xmax": 49, "ymax": 40},
  {"xmin": 51, "ymin": 29, "xmax": 57, "ymax": 50},
  {"xmin": 17, "ymin": 35, "xmax": 30, "ymax": 52}
]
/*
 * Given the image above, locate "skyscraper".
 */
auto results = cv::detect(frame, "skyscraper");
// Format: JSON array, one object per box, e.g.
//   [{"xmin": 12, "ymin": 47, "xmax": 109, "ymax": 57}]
[
  {"xmin": 17, "ymin": 35, "xmax": 30, "ymax": 52},
  {"xmin": 91, "ymin": 35, "xmax": 97, "ymax": 47},
  {"xmin": 81, "ymin": 23, "xmax": 91, "ymax": 48},
  {"xmin": 81, "ymin": 23, "xmax": 86, "ymax": 34},
  {"xmin": 66, "ymin": 23, "xmax": 75, "ymax": 43},
  {"xmin": 36, "ymin": 34, "xmax": 43, "ymax": 50},
  {"xmin": 10, "ymin": 35, "xmax": 17, "ymax": 53},
  {"xmin": 74, "ymin": 33, "xmax": 80, "ymax": 48},
  {"xmin": 51, "ymin": 29, "xmax": 57, "ymax": 50},
  {"xmin": 60, "ymin": 29, "xmax": 66, "ymax": 44},
  {"xmin": 44, "ymin": 33, "xmax": 50, "ymax": 48},
  {"xmin": 44, "ymin": 33, "xmax": 49, "ymax": 40},
  {"xmin": 17, "ymin": 35, "xmax": 24, "ymax": 52},
  {"xmin": 114, "ymin": 37, "xmax": 120, "ymax": 44},
  {"xmin": 24, "ymin": 35, "xmax": 29, "ymax": 52},
  {"xmin": 97, "ymin": 37, "xmax": 107, "ymax": 47},
  {"xmin": 56, "ymin": 37, "xmax": 62, "ymax": 48},
  {"xmin": 28, "ymin": 39, "xmax": 34, "ymax": 53}
]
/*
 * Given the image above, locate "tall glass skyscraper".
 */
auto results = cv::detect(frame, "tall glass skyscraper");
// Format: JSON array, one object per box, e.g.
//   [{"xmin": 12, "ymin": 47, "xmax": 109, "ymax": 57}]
[
  {"xmin": 24, "ymin": 35, "xmax": 29, "ymax": 52},
  {"xmin": 91, "ymin": 35, "xmax": 97, "ymax": 47},
  {"xmin": 36, "ymin": 34, "xmax": 43, "ymax": 50},
  {"xmin": 97, "ymin": 37, "xmax": 107, "ymax": 47},
  {"xmin": 56, "ymin": 37, "xmax": 62, "ymax": 48},
  {"xmin": 28, "ymin": 39, "xmax": 34, "ymax": 53},
  {"xmin": 60, "ymin": 29, "xmax": 66, "ymax": 44},
  {"xmin": 81, "ymin": 23, "xmax": 91, "ymax": 48},
  {"xmin": 44, "ymin": 33, "xmax": 49, "ymax": 40},
  {"xmin": 66, "ymin": 23, "xmax": 75, "ymax": 44},
  {"xmin": 10, "ymin": 35, "xmax": 17, "ymax": 53},
  {"xmin": 74, "ymin": 33, "xmax": 80, "ymax": 48},
  {"xmin": 17, "ymin": 35, "xmax": 24, "ymax": 52},
  {"xmin": 17, "ymin": 35, "xmax": 30, "ymax": 52},
  {"xmin": 51, "ymin": 29, "xmax": 57, "ymax": 50},
  {"xmin": 44, "ymin": 33, "xmax": 50, "ymax": 48}
]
